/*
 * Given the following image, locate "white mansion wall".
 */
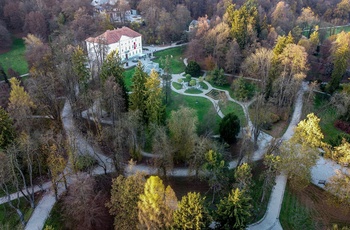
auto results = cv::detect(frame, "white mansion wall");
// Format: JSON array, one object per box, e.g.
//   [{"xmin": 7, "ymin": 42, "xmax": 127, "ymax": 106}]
[{"xmin": 86, "ymin": 35, "xmax": 142, "ymax": 62}]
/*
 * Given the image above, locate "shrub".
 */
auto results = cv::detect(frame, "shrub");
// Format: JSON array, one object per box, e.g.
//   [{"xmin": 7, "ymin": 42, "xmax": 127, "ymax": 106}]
[
  {"xmin": 189, "ymin": 79, "xmax": 196, "ymax": 86},
  {"xmin": 334, "ymin": 120, "xmax": 350, "ymax": 134},
  {"xmin": 75, "ymin": 155, "xmax": 97, "ymax": 172},
  {"xmin": 185, "ymin": 61, "xmax": 201, "ymax": 77},
  {"xmin": 231, "ymin": 77, "xmax": 255, "ymax": 101},
  {"xmin": 185, "ymin": 74, "xmax": 192, "ymax": 82}
]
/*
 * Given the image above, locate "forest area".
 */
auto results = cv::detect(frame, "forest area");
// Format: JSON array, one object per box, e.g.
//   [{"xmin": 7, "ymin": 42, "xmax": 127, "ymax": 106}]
[{"xmin": 1, "ymin": 0, "xmax": 350, "ymax": 229}]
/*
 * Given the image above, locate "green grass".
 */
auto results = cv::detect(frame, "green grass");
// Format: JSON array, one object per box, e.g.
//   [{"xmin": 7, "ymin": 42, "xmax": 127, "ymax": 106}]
[
  {"xmin": 123, "ymin": 67, "xmax": 135, "ymax": 91},
  {"xmin": 303, "ymin": 25, "xmax": 350, "ymax": 39},
  {"xmin": 166, "ymin": 91, "xmax": 221, "ymax": 134},
  {"xmin": 0, "ymin": 38, "xmax": 28, "ymax": 76},
  {"xmin": 313, "ymin": 93, "xmax": 346, "ymax": 145},
  {"xmin": 280, "ymin": 185, "xmax": 315, "ymax": 230},
  {"xmin": 0, "ymin": 197, "xmax": 33, "ymax": 229},
  {"xmin": 220, "ymin": 101, "xmax": 247, "ymax": 126},
  {"xmin": 199, "ymin": 81, "xmax": 208, "ymax": 90},
  {"xmin": 153, "ymin": 46, "xmax": 186, "ymax": 74},
  {"xmin": 184, "ymin": 88, "xmax": 202, "ymax": 94},
  {"xmin": 172, "ymin": 82, "xmax": 182, "ymax": 90},
  {"xmin": 44, "ymin": 201, "xmax": 65, "ymax": 230}
]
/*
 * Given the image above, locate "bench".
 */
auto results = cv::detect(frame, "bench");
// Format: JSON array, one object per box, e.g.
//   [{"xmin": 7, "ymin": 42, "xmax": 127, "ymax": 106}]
[{"xmin": 318, "ymin": 180, "xmax": 326, "ymax": 185}]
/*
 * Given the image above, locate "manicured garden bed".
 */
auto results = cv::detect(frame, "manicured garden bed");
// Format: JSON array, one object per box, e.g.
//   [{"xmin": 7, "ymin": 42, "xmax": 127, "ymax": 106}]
[{"xmin": 184, "ymin": 88, "xmax": 202, "ymax": 94}]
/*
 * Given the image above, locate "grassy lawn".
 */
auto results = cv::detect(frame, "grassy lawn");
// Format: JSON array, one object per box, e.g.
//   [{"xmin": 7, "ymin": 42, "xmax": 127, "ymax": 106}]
[
  {"xmin": 184, "ymin": 88, "xmax": 202, "ymax": 94},
  {"xmin": 44, "ymin": 201, "xmax": 65, "ymax": 230},
  {"xmin": 199, "ymin": 81, "xmax": 208, "ymax": 90},
  {"xmin": 0, "ymin": 197, "xmax": 34, "ymax": 229},
  {"xmin": 220, "ymin": 101, "xmax": 247, "ymax": 126},
  {"xmin": 280, "ymin": 185, "xmax": 316, "ymax": 230},
  {"xmin": 172, "ymin": 82, "xmax": 182, "ymax": 90},
  {"xmin": 313, "ymin": 93, "xmax": 346, "ymax": 144},
  {"xmin": 153, "ymin": 46, "xmax": 186, "ymax": 74},
  {"xmin": 0, "ymin": 38, "xmax": 28, "ymax": 76},
  {"xmin": 123, "ymin": 67, "xmax": 135, "ymax": 91},
  {"xmin": 166, "ymin": 91, "xmax": 221, "ymax": 134}
]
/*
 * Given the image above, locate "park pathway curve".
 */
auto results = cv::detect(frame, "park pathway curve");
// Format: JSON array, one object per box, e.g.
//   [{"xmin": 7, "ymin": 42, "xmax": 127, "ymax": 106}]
[{"xmin": 247, "ymin": 82, "xmax": 308, "ymax": 230}]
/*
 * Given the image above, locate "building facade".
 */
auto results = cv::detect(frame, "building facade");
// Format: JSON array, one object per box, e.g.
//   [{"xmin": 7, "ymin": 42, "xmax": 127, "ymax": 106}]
[{"xmin": 85, "ymin": 27, "xmax": 142, "ymax": 61}]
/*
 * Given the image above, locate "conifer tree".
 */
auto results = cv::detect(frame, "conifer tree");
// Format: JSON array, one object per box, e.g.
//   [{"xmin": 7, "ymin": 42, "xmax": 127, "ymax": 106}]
[
  {"xmin": 145, "ymin": 70, "xmax": 164, "ymax": 125},
  {"xmin": 130, "ymin": 61, "xmax": 147, "ymax": 120},
  {"xmin": 173, "ymin": 192, "xmax": 211, "ymax": 230}
]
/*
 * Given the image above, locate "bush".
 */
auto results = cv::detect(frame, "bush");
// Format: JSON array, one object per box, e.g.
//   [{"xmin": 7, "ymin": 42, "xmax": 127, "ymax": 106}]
[
  {"xmin": 185, "ymin": 61, "xmax": 201, "ymax": 77},
  {"xmin": 219, "ymin": 112, "xmax": 240, "ymax": 144},
  {"xmin": 185, "ymin": 74, "xmax": 192, "ymax": 82},
  {"xmin": 75, "ymin": 155, "xmax": 97, "ymax": 172},
  {"xmin": 189, "ymin": 79, "xmax": 196, "ymax": 86},
  {"xmin": 334, "ymin": 120, "xmax": 350, "ymax": 134}
]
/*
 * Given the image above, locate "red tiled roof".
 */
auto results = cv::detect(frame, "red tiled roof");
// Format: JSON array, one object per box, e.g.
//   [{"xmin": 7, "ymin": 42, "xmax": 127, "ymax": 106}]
[{"xmin": 85, "ymin": 27, "xmax": 141, "ymax": 44}]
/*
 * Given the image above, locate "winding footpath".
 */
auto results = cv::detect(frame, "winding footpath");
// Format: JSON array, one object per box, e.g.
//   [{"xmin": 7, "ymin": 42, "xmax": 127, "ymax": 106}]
[{"xmin": 6, "ymin": 45, "xmax": 345, "ymax": 230}]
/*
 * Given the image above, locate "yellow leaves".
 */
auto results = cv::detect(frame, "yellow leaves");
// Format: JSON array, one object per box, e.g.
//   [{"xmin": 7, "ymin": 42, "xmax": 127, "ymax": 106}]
[
  {"xmin": 293, "ymin": 113, "xmax": 324, "ymax": 148},
  {"xmin": 333, "ymin": 139, "xmax": 350, "ymax": 165},
  {"xmin": 9, "ymin": 78, "xmax": 36, "ymax": 110}
]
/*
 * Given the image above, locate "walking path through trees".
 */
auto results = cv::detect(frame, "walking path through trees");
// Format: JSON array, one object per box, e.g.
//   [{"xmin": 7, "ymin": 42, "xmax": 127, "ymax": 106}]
[{"xmin": 4, "ymin": 45, "xmax": 346, "ymax": 229}]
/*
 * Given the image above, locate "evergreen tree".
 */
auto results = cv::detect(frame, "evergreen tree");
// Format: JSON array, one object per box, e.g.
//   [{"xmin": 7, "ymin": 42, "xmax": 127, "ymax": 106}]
[
  {"xmin": 185, "ymin": 61, "xmax": 201, "ymax": 77},
  {"xmin": 100, "ymin": 50, "xmax": 128, "ymax": 110},
  {"xmin": 138, "ymin": 176, "xmax": 177, "ymax": 230},
  {"xmin": 72, "ymin": 46, "xmax": 89, "ymax": 94},
  {"xmin": 219, "ymin": 112, "xmax": 240, "ymax": 144},
  {"xmin": 215, "ymin": 188, "xmax": 252, "ymax": 230},
  {"xmin": 145, "ymin": 70, "xmax": 164, "ymax": 125},
  {"xmin": 173, "ymin": 192, "xmax": 211, "ymax": 230},
  {"xmin": 130, "ymin": 61, "xmax": 148, "ymax": 120}
]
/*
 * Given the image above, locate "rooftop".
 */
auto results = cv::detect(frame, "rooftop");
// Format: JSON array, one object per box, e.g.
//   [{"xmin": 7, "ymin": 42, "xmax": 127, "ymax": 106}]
[{"xmin": 85, "ymin": 27, "xmax": 141, "ymax": 44}]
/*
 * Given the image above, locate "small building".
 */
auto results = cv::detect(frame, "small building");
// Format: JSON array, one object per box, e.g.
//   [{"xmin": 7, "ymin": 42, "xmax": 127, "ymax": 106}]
[{"xmin": 85, "ymin": 27, "xmax": 143, "ymax": 61}]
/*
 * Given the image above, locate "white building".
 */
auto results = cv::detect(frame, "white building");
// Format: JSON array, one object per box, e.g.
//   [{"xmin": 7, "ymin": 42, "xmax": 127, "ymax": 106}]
[{"xmin": 85, "ymin": 27, "xmax": 142, "ymax": 61}]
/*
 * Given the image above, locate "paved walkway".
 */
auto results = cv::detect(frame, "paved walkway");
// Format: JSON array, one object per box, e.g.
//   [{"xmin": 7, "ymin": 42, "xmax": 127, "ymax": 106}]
[{"xmin": 13, "ymin": 45, "xmax": 346, "ymax": 230}]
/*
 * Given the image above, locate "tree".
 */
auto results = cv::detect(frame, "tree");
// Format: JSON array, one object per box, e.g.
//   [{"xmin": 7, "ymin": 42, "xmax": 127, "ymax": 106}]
[
  {"xmin": 185, "ymin": 61, "xmax": 201, "ymax": 77},
  {"xmin": 271, "ymin": 44, "xmax": 308, "ymax": 109},
  {"xmin": 151, "ymin": 125, "xmax": 174, "ymax": 176},
  {"xmin": 72, "ymin": 46, "xmax": 89, "ymax": 94},
  {"xmin": 208, "ymin": 67, "xmax": 227, "ymax": 86},
  {"xmin": 0, "ymin": 107, "xmax": 15, "ymax": 150},
  {"xmin": 278, "ymin": 113, "xmax": 323, "ymax": 188},
  {"xmin": 225, "ymin": 40, "xmax": 242, "ymax": 73},
  {"xmin": 203, "ymin": 150, "xmax": 231, "ymax": 203},
  {"xmin": 326, "ymin": 169, "xmax": 350, "ymax": 204},
  {"xmin": 168, "ymin": 106, "xmax": 198, "ymax": 162},
  {"xmin": 173, "ymin": 192, "xmax": 211, "ymax": 230},
  {"xmin": 219, "ymin": 112, "xmax": 240, "ymax": 144},
  {"xmin": 327, "ymin": 32, "xmax": 350, "ymax": 93},
  {"xmin": 0, "ymin": 64, "xmax": 9, "ymax": 86},
  {"xmin": 138, "ymin": 176, "xmax": 178, "ymax": 230},
  {"xmin": 271, "ymin": 1, "xmax": 294, "ymax": 35},
  {"xmin": 292, "ymin": 113, "xmax": 324, "ymax": 148},
  {"xmin": 145, "ymin": 69, "xmax": 164, "ymax": 125},
  {"xmin": 296, "ymin": 7, "xmax": 319, "ymax": 37},
  {"xmin": 100, "ymin": 50, "xmax": 128, "ymax": 109},
  {"xmin": 63, "ymin": 173, "xmax": 111, "ymax": 230},
  {"xmin": 331, "ymin": 139, "xmax": 350, "ymax": 165},
  {"xmin": 241, "ymin": 47, "xmax": 273, "ymax": 93},
  {"xmin": 106, "ymin": 172, "xmax": 146, "ymax": 230},
  {"xmin": 234, "ymin": 163, "xmax": 253, "ymax": 191},
  {"xmin": 225, "ymin": 3, "xmax": 258, "ymax": 49},
  {"xmin": 130, "ymin": 61, "xmax": 147, "ymax": 120},
  {"xmin": 7, "ymin": 78, "xmax": 36, "ymax": 131},
  {"xmin": 231, "ymin": 77, "xmax": 254, "ymax": 101},
  {"xmin": 215, "ymin": 188, "xmax": 252, "ymax": 230},
  {"xmin": 23, "ymin": 11, "xmax": 48, "ymax": 40},
  {"xmin": 0, "ymin": 24, "xmax": 11, "ymax": 49}
]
